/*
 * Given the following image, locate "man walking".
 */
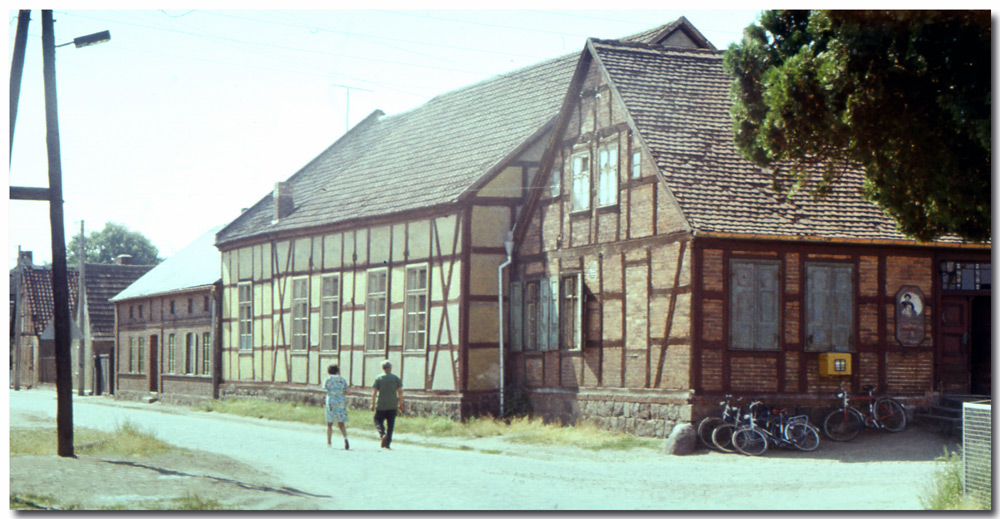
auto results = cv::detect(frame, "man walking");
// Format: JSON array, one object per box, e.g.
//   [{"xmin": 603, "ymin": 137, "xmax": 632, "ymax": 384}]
[{"xmin": 371, "ymin": 360, "xmax": 403, "ymax": 450}]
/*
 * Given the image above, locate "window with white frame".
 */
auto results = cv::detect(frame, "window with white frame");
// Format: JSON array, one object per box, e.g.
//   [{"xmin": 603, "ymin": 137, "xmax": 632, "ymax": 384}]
[
  {"xmin": 321, "ymin": 274, "xmax": 340, "ymax": 352},
  {"xmin": 404, "ymin": 266, "xmax": 429, "ymax": 350},
  {"xmin": 805, "ymin": 263, "xmax": 854, "ymax": 352},
  {"xmin": 202, "ymin": 332, "xmax": 211, "ymax": 375},
  {"xmin": 571, "ymin": 152, "xmax": 590, "ymax": 211},
  {"xmin": 238, "ymin": 282, "xmax": 253, "ymax": 350},
  {"xmin": 366, "ymin": 269, "xmax": 388, "ymax": 351},
  {"xmin": 730, "ymin": 260, "xmax": 780, "ymax": 351},
  {"xmin": 168, "ymin": 334, "xmax": 176, "ymax": 373},
  {"xmin": 631, "ymin": 150, "xmax": 642, "ymax": 179},
  {"xmin": 550, "ymin": 167, "xmax": 561, "ymax": 197},
  {"xmin": 138, "ymin": 337, "xmax": 145, "ymax": 374},
  {"xmin": 184, "ymin": 332, "xmax": 194, "ymax": 374},
  {"xmin": 597, "ymin": 144, "xmax": 618, "ymax": 206},
  {"xmin": 292, "ymin": 277, "xmax": 309, "ymax": 350}
]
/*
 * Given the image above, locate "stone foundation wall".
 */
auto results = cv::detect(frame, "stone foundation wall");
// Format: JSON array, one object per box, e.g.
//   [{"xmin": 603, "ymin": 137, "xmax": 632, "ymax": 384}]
[{"xmin": 527, "ymin": 390, "xmax": 692, "ymax": 438}]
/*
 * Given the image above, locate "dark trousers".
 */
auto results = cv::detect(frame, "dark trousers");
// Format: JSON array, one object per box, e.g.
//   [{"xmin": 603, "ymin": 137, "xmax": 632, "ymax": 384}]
[{"xmin": 373, "ymin": 409, "xmax": 397, "ymax": 448}]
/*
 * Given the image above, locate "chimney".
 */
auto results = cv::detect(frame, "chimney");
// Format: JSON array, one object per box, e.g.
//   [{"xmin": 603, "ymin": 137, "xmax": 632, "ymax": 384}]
[
  {"xmin": 17, "ymin": 250, "xmax": 33, "ymax": 267},
  {"xmin": 273, "ymin": 181, "xmax": 294, "ymax": 221},
  {"xmin": 114, "ymin": 254, "xmax": 133, "ymax": 265}
]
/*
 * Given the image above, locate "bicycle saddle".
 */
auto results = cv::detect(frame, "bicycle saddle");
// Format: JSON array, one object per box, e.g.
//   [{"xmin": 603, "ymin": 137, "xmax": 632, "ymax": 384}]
[{"xmin": 862, "ymin": 384, "xmax": 875, "ymax": 391}]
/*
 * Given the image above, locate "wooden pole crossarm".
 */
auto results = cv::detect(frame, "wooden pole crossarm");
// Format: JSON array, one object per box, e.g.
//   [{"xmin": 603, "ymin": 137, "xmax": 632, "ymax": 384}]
[{"xmin": 10, "ymin": 186, "xmax": 53, "ymax": 201}]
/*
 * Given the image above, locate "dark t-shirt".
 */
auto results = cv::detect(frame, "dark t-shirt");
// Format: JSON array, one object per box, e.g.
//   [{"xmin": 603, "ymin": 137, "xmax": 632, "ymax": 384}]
[{"xmin": 373, "ymin": 372, "xmax": 402, "ymax": 411}]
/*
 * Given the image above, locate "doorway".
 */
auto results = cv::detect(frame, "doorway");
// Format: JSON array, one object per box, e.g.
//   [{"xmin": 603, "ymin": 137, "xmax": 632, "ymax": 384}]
[
  {"xmin": 939, "ymin": 295, "xmax": 992, "ymax": 395},
  {"xmin": 969, "ymin": 296, "xmax": 991, "ymax": 395},
  {"xmin": 148, "ymin": 335, "xmax": 159, "ymax": 392}
]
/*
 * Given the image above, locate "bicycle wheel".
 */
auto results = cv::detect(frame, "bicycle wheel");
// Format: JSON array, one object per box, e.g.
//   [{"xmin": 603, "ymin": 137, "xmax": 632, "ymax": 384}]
[
  {"xmin": 786, "ymin": 422, "xmax": 820, "ymax": 452},
  {"xmin": 874, "ymin": 398, "xmax": 907, "ymax": 432},
  {"xmin": 696, "ymin": 416, "xmax": 723, "ymax": 450},
  {"xmin": 822, "ymin": 407, "xmax": 863, "ymax": 442},
  {"xmin": 711, "ymin": 423, "xmax": 736, "ymax": 453},
  {"xmin": 732, "ymin": 427, "xmax": 768, "ymax": 456}
]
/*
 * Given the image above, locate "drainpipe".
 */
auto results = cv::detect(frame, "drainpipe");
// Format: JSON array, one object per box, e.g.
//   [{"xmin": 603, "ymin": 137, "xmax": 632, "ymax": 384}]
[{"xmin": 497, "ymin": 231, "xmax": 514, "ymax": 418}]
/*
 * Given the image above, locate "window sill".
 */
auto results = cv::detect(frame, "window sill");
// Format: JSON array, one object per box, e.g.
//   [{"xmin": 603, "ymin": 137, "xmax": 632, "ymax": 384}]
[
  {"xmin": 596, "ymin": 204, "xmax": 619, "ymax": 213},
  {"xmin": 238, "ymin": 350, "xmax": 254, "ymax": 355},
  {"xmin": 569, "ymin": 209, "xmax": 591, "ymax": 217}
]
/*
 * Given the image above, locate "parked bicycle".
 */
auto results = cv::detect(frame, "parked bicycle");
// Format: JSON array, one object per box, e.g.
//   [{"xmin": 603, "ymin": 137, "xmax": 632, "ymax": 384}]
[
  {"xmin": 710, "ymin": 397, "xmax": 748, "ymax": 453},
  {"xmin": 731, "ymin": 401, "xmax": 820, "ymax": 456},
  {"xmin": 822, "ymin": 382, "xmax": 907, "ymax": 442},
  {"xmin": 696, "ymin": 394, "xmax": 741, "ymax": 451}
]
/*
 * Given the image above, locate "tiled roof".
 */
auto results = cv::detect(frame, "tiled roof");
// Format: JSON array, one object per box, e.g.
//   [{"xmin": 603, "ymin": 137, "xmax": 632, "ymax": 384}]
[
  {"xmin": 216, "ymin": 54, "xmax": 579, "ymax": 247},
  {"xmin": 20, "ymin": 267, "xmax": 80, "ymax": 336},
  {"xmin": 112, "ymin": 226, "xmax": 222, "ymax": 302},
  {"xmin": 82, "ymin": 263, "xmax": 154, "ymax": 340},
  {"xmin": 18, "ymin": 263, "xmax": 153, "ymax": 340},
  {"xmin": 590, "ymin": 39, "xmax": 967, "ymax": 243}
]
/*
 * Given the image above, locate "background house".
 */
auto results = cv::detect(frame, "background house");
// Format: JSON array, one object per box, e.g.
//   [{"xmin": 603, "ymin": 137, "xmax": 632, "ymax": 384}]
[
  {"xmin": 10, "ymin": 250, "xmax": 152, "ymax": 394},
  {"xmin": 112, "ymin": 226, "xmax": 223, "ymax": 405}
]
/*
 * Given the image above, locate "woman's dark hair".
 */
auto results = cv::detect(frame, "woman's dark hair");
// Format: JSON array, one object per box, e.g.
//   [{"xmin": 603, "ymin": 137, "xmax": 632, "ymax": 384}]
[{"xmin": 328, "ymin": 364, "xmax": 339, "ymax": 375}]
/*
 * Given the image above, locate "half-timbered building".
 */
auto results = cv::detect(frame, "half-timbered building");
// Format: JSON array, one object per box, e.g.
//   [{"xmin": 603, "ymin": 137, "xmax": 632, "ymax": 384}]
[
  {"xmin": 112, "ymin": 226, "xmax": 223, "ymax": 405},
  {"xmin": 213, "ymin": 17, "xmax": 989, "ymax": 435},
  {"xmin": 213, "ymin": 45, "xmax": 585, "ymax": 418},
  {"xmin": 507, "ymin": 20, "xmax": 990, "ymax": 436}
]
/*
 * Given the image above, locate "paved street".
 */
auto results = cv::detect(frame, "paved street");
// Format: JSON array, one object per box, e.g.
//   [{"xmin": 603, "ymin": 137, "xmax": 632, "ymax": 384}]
[{"xmin": 9, "ymin": 388, "xmax": 953, "ymax": 510}]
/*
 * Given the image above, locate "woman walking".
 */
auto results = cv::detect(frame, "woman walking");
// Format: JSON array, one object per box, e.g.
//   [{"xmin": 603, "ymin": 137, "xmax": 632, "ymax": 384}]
[{"xmin": 323, "ymin": 364, "xmax": 350, "ymax": 450}]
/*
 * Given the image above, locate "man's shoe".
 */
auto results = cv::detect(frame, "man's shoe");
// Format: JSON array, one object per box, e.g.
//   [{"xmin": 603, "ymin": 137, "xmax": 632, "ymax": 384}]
[{"xmin": 344, "ymin": 439, "xmax": 350, "ymax": 450}]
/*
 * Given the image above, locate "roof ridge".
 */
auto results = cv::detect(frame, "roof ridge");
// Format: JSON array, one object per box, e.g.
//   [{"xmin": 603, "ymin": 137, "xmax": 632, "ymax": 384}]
[{"xmin": 590, "ymin": 37, "xmax": 722, "ymax": 56}]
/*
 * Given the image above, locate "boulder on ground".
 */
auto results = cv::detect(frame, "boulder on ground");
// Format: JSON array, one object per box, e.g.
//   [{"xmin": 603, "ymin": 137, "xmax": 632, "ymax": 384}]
[{"xmin": 662, "ymin": 423, "xmax": 696, "ymax": 455}]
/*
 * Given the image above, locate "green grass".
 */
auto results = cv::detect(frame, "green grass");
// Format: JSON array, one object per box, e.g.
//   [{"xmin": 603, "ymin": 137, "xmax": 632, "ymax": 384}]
[
  {"xmin": 9, "ymin": 420, "xmax": 171, "ymax": 457},
  {"xmin": 198, "ymin": 398, "xmax": 659, "ymax": 451},
  {"xmin": 920, "ymin": 448, "xmax": 987, "ymax": 510}
]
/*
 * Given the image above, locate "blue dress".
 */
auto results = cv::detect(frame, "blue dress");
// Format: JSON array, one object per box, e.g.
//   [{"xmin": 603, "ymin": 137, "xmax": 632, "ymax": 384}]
[{"xmin": 323, "ymin": 375, "xmax": 349, "ymax": 423}]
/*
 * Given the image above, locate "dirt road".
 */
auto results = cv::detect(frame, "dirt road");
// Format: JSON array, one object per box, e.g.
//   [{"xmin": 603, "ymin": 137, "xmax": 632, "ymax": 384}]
[{"xmin": 8, "ymin": 388, "xmax": 957, "ymax": 510}]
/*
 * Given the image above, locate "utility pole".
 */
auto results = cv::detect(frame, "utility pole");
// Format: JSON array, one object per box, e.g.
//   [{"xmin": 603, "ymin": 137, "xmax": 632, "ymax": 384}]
[
  {"xmin": 9, "ymin": 9, "xmax": 110, "ymax": 459},
  {"xmin": 41, "ymin": 9, "xmax": 75, "ymax": 457},
  {"xmin": 9, "ymin": 10, "xmax": 30, "ymax": 163},
  {"xmin": 77, "ymin": 220, "xmax": 86, "ymax": 396}
]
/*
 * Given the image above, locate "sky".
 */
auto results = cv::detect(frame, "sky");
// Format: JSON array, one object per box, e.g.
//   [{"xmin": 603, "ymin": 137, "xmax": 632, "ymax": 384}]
[{"xmin": 6, "ymin": 7, "xmax": 767, "ymax": 269}]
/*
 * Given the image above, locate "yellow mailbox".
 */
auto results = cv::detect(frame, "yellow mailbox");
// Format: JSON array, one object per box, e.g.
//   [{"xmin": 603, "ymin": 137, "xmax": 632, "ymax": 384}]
[{"xmin": 818, "ymin": 353, "xmax": 852, "ymax": 377}]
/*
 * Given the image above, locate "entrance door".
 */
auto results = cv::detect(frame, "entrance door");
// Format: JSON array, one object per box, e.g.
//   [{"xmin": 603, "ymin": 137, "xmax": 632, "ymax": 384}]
[
  {"xmin": 938, "ymin": 296, "xmax": 971, "ymax": 394},
  {"xmin": 969, "ymin": 296, "xmax": 991, "ymax": 395},
  {"xmin": 148, "ymin": 335, "xmax": 159, "ymax": 392},
  {"xmin": 939, "ymin": 297, "xmax": 971, "ymax": 393}
]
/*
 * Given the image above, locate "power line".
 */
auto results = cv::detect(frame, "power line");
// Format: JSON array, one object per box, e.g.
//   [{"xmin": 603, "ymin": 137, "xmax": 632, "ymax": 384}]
[
  {"xmin": 53, "ymin": 11, "xmax": 511, "ymax": 78},
  {"xmin": 199, "ymin": 10, "xmax": 554, "ymax": 62}
]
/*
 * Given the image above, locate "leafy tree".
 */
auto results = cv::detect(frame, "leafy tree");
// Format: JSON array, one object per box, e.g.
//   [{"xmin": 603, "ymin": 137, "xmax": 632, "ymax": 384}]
[
  {"xmin": 67, "ymin": 222, "xmax": 161, "ymax": 266},
  {"xmin": 724, "ymin": 10, "xmax": 990, "ymax": 242}
]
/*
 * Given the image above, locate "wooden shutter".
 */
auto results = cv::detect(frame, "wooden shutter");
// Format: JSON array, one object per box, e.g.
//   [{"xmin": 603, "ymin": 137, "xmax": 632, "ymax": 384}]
[
  {"xmin": 806, "ymin": 265, "xmax": 830, "ymax": 351},
  {"xmin": 730, "ymin": 262, "xmax": 755, "ymax": 350},
  {"xmin": 755, "ymin": 263, "xmax": 779, "ymax": 350},
  {"xmin": 510, "ymin": 281, "xmax": 523, "ymax": 352},
  {"xmin": 830, "ymin": 266, "xmax": 853, "ymax": 352},
  {"xmin": 538, "ymin": 278, "xmax": 550, "ymax": 351},
  {"xmin": 806, "ymin": 264, "xmax": 853, "ymax": 351},
  {"xmin": 548, "ymin": 278, "xmax": 560, "ymax": 350}
]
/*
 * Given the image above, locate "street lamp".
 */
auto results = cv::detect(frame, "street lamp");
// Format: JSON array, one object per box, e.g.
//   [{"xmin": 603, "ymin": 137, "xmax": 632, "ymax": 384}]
[
  {"xmin": 56, "ymin": 30, "xmax": 111, "ymax": 49},
  {"xmin": 8, "ymin": 9, "xmax": 110, "ymax": 459}
]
